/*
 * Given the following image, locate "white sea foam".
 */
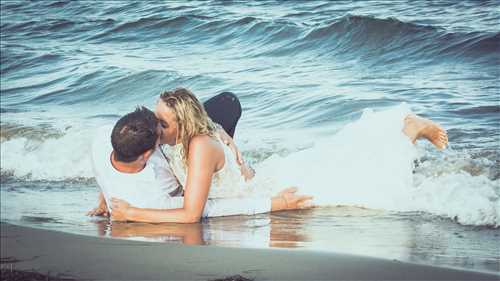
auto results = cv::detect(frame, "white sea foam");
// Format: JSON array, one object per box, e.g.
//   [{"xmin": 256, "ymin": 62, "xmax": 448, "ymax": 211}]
[
  {"xmin": 410, "ymin": 172, "xmax": 499, "ymax": 226},
  {"xmin": 0, "ymin": 127, "xmax": 96, "ymax": 180}
]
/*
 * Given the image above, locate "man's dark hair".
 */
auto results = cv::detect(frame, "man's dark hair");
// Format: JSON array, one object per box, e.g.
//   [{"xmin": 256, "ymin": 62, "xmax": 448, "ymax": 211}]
[{"xmin": 111, "ymin": 106, "xmax": 159, "ymax": 163}]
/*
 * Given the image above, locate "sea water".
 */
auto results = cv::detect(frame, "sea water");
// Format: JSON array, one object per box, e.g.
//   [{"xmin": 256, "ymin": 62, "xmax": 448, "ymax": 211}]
[{"xmin": 1, "ymin": 0, "xmax": 499, "ymax": 274}]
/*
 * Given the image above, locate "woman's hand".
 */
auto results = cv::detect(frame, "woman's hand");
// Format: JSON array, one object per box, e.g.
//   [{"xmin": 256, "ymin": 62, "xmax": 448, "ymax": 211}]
[
  {"xmin": 240, "ymin": 163, "xmax": 255, "ymax": 181},
  {"xmin": 111, "ymin": 198, "xmax": 132, "ymax": 221},
  {"xmin": 216, "ymin": 125, "xmax": 255, "ymax": 180},
  {"xmin": 272, "ymin": 187, "xmax": 314, "ymax": 211},
  {"xmin": 217, "ymin": 126, "xmax": 244, "ymax": 165}
]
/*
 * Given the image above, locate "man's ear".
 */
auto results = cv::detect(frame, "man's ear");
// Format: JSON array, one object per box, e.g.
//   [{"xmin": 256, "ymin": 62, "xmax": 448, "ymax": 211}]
[{"xmin": 141, "ymin": 148, "xmax": 155, "ymax": 161}]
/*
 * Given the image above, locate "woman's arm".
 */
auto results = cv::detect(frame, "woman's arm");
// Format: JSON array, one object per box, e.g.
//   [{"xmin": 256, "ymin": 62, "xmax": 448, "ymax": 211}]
[
  {"xmin": 111, "ymin": 187, "xmax": 314, "ymax": 222},
  {"xmin": 202, "ymin": 187, "xmax": 314, "ymax": 217},
  {"xmin": 111, "ymin": 135, "xmax": 221, "ymax": 223},
  {"xmin": 216, "ymin": 126, "xmax": 254, "ymax": 181}
]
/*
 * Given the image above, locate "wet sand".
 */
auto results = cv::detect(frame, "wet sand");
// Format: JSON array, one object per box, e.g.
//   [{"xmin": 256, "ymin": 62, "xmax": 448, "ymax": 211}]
[{"xmin": 1, "ymin": 223, "xmax": 497, "ymax": 281}]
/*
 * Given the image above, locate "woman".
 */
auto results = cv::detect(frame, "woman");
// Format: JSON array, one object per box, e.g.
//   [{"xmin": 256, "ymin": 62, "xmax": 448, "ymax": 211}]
[{"xmin": 111, "ymin": 88, "xmax": 448, "ymax": 222}]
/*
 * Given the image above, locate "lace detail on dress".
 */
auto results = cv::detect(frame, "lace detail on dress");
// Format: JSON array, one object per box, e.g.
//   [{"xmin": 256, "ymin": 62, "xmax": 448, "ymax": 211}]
[
  {"xmin": 160, "ymin": 137, "xmax": 260, "ymax": 199},
  {"xmin": 161, "ymin": 144, "xmax": 188, "ymax": 193}
]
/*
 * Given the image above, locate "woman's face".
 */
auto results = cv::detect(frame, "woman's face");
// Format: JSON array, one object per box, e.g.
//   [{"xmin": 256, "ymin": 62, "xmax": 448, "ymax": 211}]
[{"xmin": 155, "ymin": 100, "xmax": 178, "ymax": 146}]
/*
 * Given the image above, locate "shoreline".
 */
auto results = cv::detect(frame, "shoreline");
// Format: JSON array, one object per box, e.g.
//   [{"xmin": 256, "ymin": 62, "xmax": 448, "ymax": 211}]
[{"xmin": 1, "ymin": 222, "xmax": 498, "ymax": 281}]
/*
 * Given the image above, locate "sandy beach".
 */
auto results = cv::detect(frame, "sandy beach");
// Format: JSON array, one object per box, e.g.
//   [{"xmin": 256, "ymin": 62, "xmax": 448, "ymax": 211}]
[{"xmin": 1, "ymin": 223, "xmax": 497, "ymax": 281}]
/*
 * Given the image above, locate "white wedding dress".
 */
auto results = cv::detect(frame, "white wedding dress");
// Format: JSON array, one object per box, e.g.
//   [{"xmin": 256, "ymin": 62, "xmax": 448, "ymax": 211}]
[{"xmin": 161, "ymin": 103, "xmax": 417, "ymax": 211}]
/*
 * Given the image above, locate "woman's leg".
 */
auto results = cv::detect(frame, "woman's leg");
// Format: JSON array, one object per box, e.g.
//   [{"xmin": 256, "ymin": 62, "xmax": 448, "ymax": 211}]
[
  {"xmin": 203, "ymin": 92, "xmax": 242, "ymax": 138},
  {"xmin": 402, "ymin": 114, "xmax": 448, "ymax": 149}
]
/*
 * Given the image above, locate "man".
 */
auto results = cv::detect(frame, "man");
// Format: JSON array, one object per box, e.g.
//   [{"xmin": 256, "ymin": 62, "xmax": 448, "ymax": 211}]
[{"xmin": 89, "ymin": 93, "xmax": 312, "ymax": 221}]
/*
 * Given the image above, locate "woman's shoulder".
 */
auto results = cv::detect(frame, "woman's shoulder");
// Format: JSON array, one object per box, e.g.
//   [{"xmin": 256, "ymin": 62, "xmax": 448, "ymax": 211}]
[
  {"xmin": 189, "ymin": 134, "xmax": 223, "ymax": 155},
  {"xmin": 188, "ymin": 135, "xmax": 225, "ymax": 170},
  {"xmin": 190, "ymin": 134, "xmax": 220, "ymax": 145}
]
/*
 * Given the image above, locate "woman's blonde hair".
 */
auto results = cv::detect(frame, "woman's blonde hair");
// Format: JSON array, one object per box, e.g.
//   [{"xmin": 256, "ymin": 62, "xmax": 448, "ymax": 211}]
[{"xmin": 159, "ymin": 88, "xmax": 216, "ymax": 164}]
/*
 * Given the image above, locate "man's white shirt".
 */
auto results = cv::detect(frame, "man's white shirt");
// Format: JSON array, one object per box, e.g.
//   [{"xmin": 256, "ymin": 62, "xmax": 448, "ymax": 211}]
[{"xmin": 91, "ymin": 126, "xmax": 271, "ymax": 217}]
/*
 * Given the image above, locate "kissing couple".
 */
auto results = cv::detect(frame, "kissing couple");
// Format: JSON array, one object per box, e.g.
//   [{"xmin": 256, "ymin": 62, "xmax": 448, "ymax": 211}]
[{"xmin": 89, "ymin": 88, "xmax": 448, "ymax": 222}]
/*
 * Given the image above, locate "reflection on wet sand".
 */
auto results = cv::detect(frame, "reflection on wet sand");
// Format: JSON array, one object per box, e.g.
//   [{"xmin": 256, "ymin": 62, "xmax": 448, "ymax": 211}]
[
  {"xmin": 95, "ymin": 220, "xmax": 204, "ymax": 245},
  {"xmin": 269, "ymin": 210, "xmax": 314, "ymax": 248},
  {"xmin": 94, "ymin": 210, "xmax": 315, "ymax": 248},
  {"xmin": 94, "ymin": 207, "xmax": 380, "ymax": 250},
  {"xmin": 92, "ymin": 206, "xmax": 499, "ymax": 273}
]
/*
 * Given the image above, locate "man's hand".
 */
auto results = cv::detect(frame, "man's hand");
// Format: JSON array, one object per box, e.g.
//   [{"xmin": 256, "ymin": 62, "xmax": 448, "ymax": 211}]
[
  {"xmin": 272, "ymin": 187, "xmax": 314, "ymax": 211},
  {"xmin": 87, "ymin": 205, "xmax": 109, "ymax": 217},
  {"xmin": 110, "ymin": 198, "xmax": 132, "ymax": 221},
  {"xmin": 87, "ymin": 193, "xmax": 109, "ymax": 217}
]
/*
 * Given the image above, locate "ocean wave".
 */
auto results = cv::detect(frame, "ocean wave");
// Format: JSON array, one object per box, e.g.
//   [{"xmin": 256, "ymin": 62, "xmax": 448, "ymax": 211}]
[
  {"xmin": 2, "ymin": 67, "xmax": 224, "ymax": 109},
  {"xmin": 5, "ymin": 10, "xmax": 491, "ymax": 68},
  {"xmin": 435, "ymin": 31, "xmax": 500, "ymax": 64},
  {"xmin": 1, "ymin": 51, "xmax": 62, "ymax": 76},
  {"xmin": 2, "ymin": 4, "xmax": 497, "ymax": 67},
  {"xmin": 2, "ymin": 19, "xmax": 76, "ymax": 36},
  {"xmin": 87, "ymin": 15, "xmax": 208, "ymax": 42},
  {"xmin": 89, "ymin": 13, "xmax": 492, "ymax": 67},
  {"xmin": 46, "ymin": 0, "xmax": 70, "ymax": 8},
  {"xmin": 451, "ymin": 105, "xmax": 500, "ymax": 116},
  {"xmin": 1, "ymin": 17, "xmax": 116, "ymax": 41},
  {"xmin": 256, "ymin": 15, "xmax": 499, "ymax": 67},
  {"xmin": 1, "ymin": 71, "xmax": 67, "ymax": 98},
  {"xmin": 22, "ymin": 70, "xmax": 175, "ymax": 106}
]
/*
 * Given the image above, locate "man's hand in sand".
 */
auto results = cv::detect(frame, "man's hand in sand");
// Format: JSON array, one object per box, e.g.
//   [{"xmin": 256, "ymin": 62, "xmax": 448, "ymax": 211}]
[
  {"xmin": 87, "ymin": 192, "xmax": 109, "ymax": 217},
  {"xmin": 110, "ymin": 198, "xmax": 131, "ymax": 221},
  {"xmin": 87, "ymin": 205, "xmax": 109, "ymax": 217},
  {"xmin": 272, "ymin": 187, "xmax": 314, "ymax": 211}
]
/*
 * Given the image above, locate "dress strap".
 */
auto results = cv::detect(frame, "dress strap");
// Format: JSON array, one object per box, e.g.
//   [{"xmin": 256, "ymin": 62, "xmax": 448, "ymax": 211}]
[{"xmin": 159, "ymin": 145, "xmax": 185, "ymax": 197}]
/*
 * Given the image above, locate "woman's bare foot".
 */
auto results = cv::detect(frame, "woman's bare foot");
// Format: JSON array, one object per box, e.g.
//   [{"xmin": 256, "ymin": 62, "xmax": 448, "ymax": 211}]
[{"xmin": 402, "ymin": 114, "xmax": 448, "ymax": 149}]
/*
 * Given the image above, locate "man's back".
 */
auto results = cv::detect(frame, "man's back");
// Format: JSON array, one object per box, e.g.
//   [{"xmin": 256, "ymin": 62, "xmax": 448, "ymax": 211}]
[{"xmin": 91, "ymin": 126, "xmax": 183, "ymax": 211}]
